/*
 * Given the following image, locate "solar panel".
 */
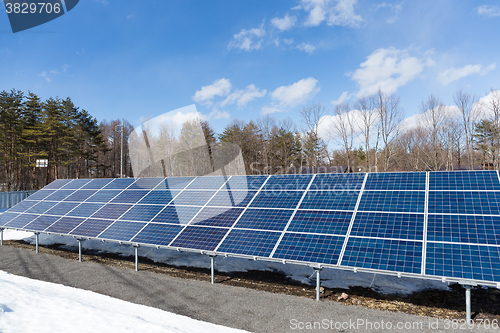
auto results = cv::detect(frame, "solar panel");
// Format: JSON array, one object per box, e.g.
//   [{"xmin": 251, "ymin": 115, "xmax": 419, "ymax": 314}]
[{"xmin": 4, "ymin": 171, "xmax": 500, "ymax": 288}]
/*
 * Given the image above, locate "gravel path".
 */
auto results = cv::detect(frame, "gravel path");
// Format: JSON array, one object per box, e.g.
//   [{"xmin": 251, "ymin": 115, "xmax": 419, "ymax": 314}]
[{"xmin": 0, "ymin": 246, "xmax": 497, "ymax": 333}]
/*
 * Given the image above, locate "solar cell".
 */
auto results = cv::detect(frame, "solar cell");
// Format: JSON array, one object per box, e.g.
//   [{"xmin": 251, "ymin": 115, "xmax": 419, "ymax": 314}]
[
  {"xmin": 110, "ymin": 190, "xmax": 149, "ymax": 204},
  {"xmin": 5, "ymin": 214, "xmax": 38, "ymax": 228},
  {"xmin": 172, "ymin": 190, "xmax": 217, "ymax": 206},
  {"xmin": 287, "ymin": 210, "xmax": 352, "ymax": 235},
  {"xmin": 0, "ymin": 212, "xmax": 20, "ymax": 226},
  {"xmin": 138, "ymin": 190, "xmax": 179, "ymax": 205},
  {"xmin": 155, "ymin": 177, "xmax": 195, "ymax": 190},
  {"xmin": 63, "ymin": 190, "xmax": 97, "ymax": 202},
  {"xmin": 250, "ymin": 190, "xmax": 304, "ymax": 209},
  {"xmin": 25, "ymin": 201, "xmax": 57, "ymax": 214},
  {"xmin": 273, "ymin": 233, "xmax": 344, "ymax": 265},
  {"xmin": 341, "ymin": 238, "xmax": 422, "ymax": 274},
  {"xmin": 85, "ymin": 190, "xmax": 121, "ymax": 203},
  {"xmin": 99, "ymin": 221, "xmax": 146, "ymax": 241},
  {"xmin": 426, "ymin": 242, "xmax": 500, "ymax": 282},
  {"xmin": 262, "ymin": 174, "xmax": 313, "ymax": 191},
  {"xmin": 358, "ymin": 191, "xmax": 425, "ymax": 213},
  {"xmin": 234, "ymin": 208, "xmax": 293, "ymax": 231},
  {"xmin": 24, "ymin": 215, "xmax": 60, "ymax": 231},
  {"xmin": 44, "ymin": 190, "xmax": 75, "ymax": 201},
  {"xmin": 44, "ymin": 202, "xmax": 79, "ymax": 216},
  {"xmin": 299, "ymin": 190, "xmax": 359, "ymax": 211},
  {"xmin": 127, "ymin": 178, "xmax": 164, "ymax": 190},
  {"xmin": 364, "ymin": 172, "xmax": 426, "ymax": 191},
  {"xmin": 429, "ymin": 171, "xmax": 500, "ymax": 191},
  {"xmin": 224, "ymin": 175, "xmax": 268, "ymax": 190},
  {"xmin": 131, "ymin": 223, "xmax": 183, "ymax": 246},
  {"xmin": 43, "ymin": 179, "xmax": 73, "ymax": 189},
  {"xmin": 81, "ymin": 178, "xmax": 113, "ymax": 189},
  {"xmin": 66, "ymin": 203, "xmax": 104, "ymax": 218},
  {"xmin": 8, "ymin": 200, "xmax": 38, "ymax": 213},
  {"xmin": 190, "ymin": 207, "xmax": 243, "ymax": 227},
  {"xmin": 427, "ymin": 214, "xmax": 500, "ymax": 245},
  {"xmin": 217, "ymin": 229, "xmax": 281, "ymax": 257},
  {"xmin": 70, "ymin": 218, "xmax": 114, "ymax": 237},
  {"xmin": 186, "ymin": 176, "xmax": 228, "ymax": 190},
  {"xmin": 23, "ymin": 190, "xmax": 54, "ymax": 201},
  {"xmin": 207, "ymin": 190, "xmax": 257, "ymax": 207},
  {"xmin": 60, "ymin": 179, "xmax": 92, "ymax": 189},
  {"xmin": 351, "ymin": 212, "xmax": 424, "ymax": 240},
  {"xmin": 119, "ymin": 205, "xmax": 163, "ymax": 222},
  {"xmin": 91, "ymin": 204, "xmax": 132, "ymax": 219},
  {"xmin": 46, "ymin": 217, "xmax": 85, "ymax": 234},
  {"xmin": 310, "ymin": 173, "xmax": 365, "ymax": 191},
  {"xmin": 152, "ymin": 206, "xmax": 200, "ymax": 225},
  {"xmin": 103, "ymin": 178, "xmax": 136, "ymax": 189},
  {"xmin": 170, "ymin": 226, "xmax": 229, "ymax": 251},
  {"xmin": 428, "ymin": 191, "xmax": 500, "ymax": 215}
]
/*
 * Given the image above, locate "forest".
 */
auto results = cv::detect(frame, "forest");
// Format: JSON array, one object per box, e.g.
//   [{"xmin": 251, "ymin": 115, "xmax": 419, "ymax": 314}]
[{"xmin": 0, "ymin": 88, "xmax": 499, "ymax": 191}]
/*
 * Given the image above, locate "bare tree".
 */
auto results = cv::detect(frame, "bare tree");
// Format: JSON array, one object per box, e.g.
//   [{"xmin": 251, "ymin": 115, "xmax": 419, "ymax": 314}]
[
  {"xmin": 355, "ymin": 95, "xmax": 377, "ymax": 171},
  {"xmin": 375, "ymin": 90, "xmax": 403, "ymax": 171},
  {"xmin": 485, "ymin": 89, "xmax": 500, "ymax": 169},
  {"xmin": 419, "ymin": 95, "xmax": 446, "ymax": 171},
  {"xmin": 257, "ymin": 115, "xmax": 276, "ymax": 174},
  {"xmin": 454, "ymin": 90, "xmax": 480, "ymax": 169},
  {"xmin": 329, "ymin": 102, "xmax": 356, "ymax": 170},
  {"xmin": 300, "ymin": 102, "xmax": 326, "ymax": 167}
]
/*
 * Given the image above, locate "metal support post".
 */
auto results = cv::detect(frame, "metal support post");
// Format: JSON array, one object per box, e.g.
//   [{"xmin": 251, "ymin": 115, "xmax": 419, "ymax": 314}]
[
  {"xmin": 35, "ymin": 232, "xmax": 39, "ymax": 253},
  {"xmin": 78, "ymin": 239, "xmax": 83, "ymax": 262},
  {"xmin": 210, "ymin": 255, "xmax": 216, "ymax": 284},
  {"xmin": 314, "ymin": 267, "xmax": 322, "ymax": 301},
  {"xmin": 465, "ymin": 286, "xmax": 472, "ymax": 324},
  {"xmin": 0, "ymin": 228, "xmax": 4, "ymax": 246},
  {"xmin": 134, "ymin": 245, "xmax": 140, "ymax": 271}
]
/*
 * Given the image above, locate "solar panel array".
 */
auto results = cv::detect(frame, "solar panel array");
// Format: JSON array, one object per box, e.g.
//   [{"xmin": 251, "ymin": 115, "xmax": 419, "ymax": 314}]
[{"xmin": 2, "ymin": 171, "xmax": 500, "ymax": 287}]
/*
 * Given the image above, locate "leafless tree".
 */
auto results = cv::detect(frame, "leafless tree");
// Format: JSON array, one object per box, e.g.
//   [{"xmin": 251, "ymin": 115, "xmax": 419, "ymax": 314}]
[
  {"xmin": 419, "ymin": 95, "xmax": 446, "ymax": 171},
  {"xmin": 355, "ymin": 95, "xmax": 378, "ymax": 171},
  {"xmin": 454, "ymin": 90, "xmax": 480, "ymax": 169},
  {"xmin": 375, "ymin": 89, "xmax": 403, "ymax": 171},
  {"xmin": 300, "ymin": 102, "xmax": 326, "ymax": 167},
  {"xmin": 329, "ymin": 102, "xmax": 356, "ymax": 170}
]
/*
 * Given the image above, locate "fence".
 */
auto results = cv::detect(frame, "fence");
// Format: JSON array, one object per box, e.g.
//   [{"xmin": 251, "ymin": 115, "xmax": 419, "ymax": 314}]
[{"xmin": 0, "ymin": 190, "xmax": 37, "ymax": 209}]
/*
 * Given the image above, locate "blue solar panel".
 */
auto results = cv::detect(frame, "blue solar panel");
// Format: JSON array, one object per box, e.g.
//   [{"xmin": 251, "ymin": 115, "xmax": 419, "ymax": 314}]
[
  {"xmin": 24, "ymin": 190, "xmax": 54, "ymax": 201},
  {"xmin": 91, "ymin": 204, "xmax": 132, "ymax": 219},
  {"xmin": 429, "ymin": 171, "xmax": 500, "ymax": 191},
  {"xmin": 46, "ymin": 217, "xmax": 85, "ymax": 234},
  {"xmin": 70, "ymin": 218, "xmax": 114, "ymax": 237},
  {"xmin": 287, "ymin": 210, "xmax": 352, "ymax": 235},
  {"xmin": 426, "ymin": 243, "xmax": 500, "ymax": 282},
  {"xmin": 155, "ymin": 177, "xmax": 195, "ymax": 190},
  {"xmin": 190, "ymin": 207, "xmax": 243, "ymax": 227},
  {"xmin": 127, "ymin": 178, "xmax": 163, "ymax": 190},
  {"xmin": 119, "ymin": 205, "xmax": 164, "ymax": 222},
  {"xmin": 341, "ymin": 238, "xmax": 422, "ymax": 274},
  {"xmin": 63, "ymin": 190, "xmax": 97, "ymax": 202},
  {"xmin": 131, "ymin": 223, "xmax": 184, "ymax": 246},
  {"xmin": 138, "ymin": 190, "xmax": 179, "ymax": 205},
  {"xmin": 217, "ymin": 229, "xmax": 281, "ymax": 257},
  {"xmin": 0, "ymin": 212, "xmax": 20, "ymax": 226},
  {"xmin": 358, "ymin": 191, "xmax": 425, "ymax": 213},
  {"xmin": 234, "ymin": 209, "xmax": 293, "ymax": 231},
  {"xmin": 111, "ymin": 190, "xmax": 149, "ymax": 204},
  {"xmin": 427, "ymin": 214, "xmax": 500, "ymax": 245},
  {"xmin": 61, "ymin": 179, "xmax": 92, "ymax": 189},
  {"xmin": 170, "ymin": 226, "xmax": 229, "ymax": 251},
  {"xmin": 85, "ymin": 190, "xmax": 121, "ymax": 203},
  {"xmin": 24, "ymin": 215, "xmax": 60, "ymax": 231},
  {"xmin": 365, "ymin": 172, "xmax": 426, "ymax": 191},
  {"xmin": 99, "ymin": 221, "xmax": 146, "ymax": 241},
  {"xmin": 225, "ymin": 175, "xmax": 268, "ymax": 190},
  {"xmin": 152, "ymin": 206, "xmax": 200, "ymax": 225},
  {"xmin": 66, "ymin": 203, "xmax": 104, "ymax": 218},
  {"xmin": 273, "ymin": 233, "xmax": 344, "ymax": 265},
  {"xmin": 300, "ymin": 190, "xmax": 359, "ymax": 211},
  {"xmin": 207, "ymin": 190, "xmax": 257, "ymax": 207},
  {"xmin": 44, "ymin": 202, "xmax": 79, "ymax": 216},
  {"xmin": 103, "ymin": 178, "xmax": 136, "ymax": 189},
  {"xmin": 186, "ymin": 176, "xmax": 228, "ymax": 190},
  {"xmin": 429, "ymin": 191, "xmax": 500, "ymax": 215},
  {"xmin": 351, "ymin": 212, "xmax": 424, "ymax": 240},
  {"xmin": 81, "ymin": 178, "xmax": 113, "ymax": 189},
  {"xmin": 250, "ymin": 191, "xmax": 303, "ymax": 209},
  {"xmin": 44, "ymin": 190, "xmax": 75, "ymax": 201},
  {"xmin": 172, "ymin": 190, "xmax": 217, "ymax": 206},
  {"xmin": 262, "ymin": 174, "xmax": 313, "ymax": 191},
  {"xmin": 8, "ymin": 200, "xmax": 38, "ymax": 213},
  {"xmin": 26, "ymin": 201, "xmax": 57, "ymax": 214},
  {"xmin": 43, "ymin": 179, "xmax": 73, "ymax": 189},
  {"xmin": 6, "ymin": 214, "xmax": 38, "ymax": 228},
  {"xmin": 310, "ymin": 173, "xmax": 365, "ymax": 191}
]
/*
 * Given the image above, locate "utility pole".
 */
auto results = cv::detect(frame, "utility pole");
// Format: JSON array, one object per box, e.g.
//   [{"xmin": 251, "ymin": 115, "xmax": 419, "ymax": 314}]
[{"xmin": 121, "ymin": 118, "xmax": 124, "ymax": 178}]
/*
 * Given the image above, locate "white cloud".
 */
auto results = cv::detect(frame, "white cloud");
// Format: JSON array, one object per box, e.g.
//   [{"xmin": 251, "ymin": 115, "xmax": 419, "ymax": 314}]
[
  {"xmin": 262, "ymin": 77, "xmax": 320, "ymax": 114},
  {"xmin": 39, "ymin": 64, "xmax": 70, "ymax": 83},
  {"xmin": 192, "ymin": 78, "xmax": 232, "ymax": 105},
  {"xmin": 477, "ymin": 5, "xmax": 500, "ymax": 18},
  {"xmin": 351, "ymin": 47, "xmax": 432, "ymax": 97},
  {"xmin": 331, "ymin": 91, "xmax": 349, "ymax": 105},
  {"xmin": 284, "ymin": 38, "xmax": 294, "ymax": 45},
  {"xmin": 228, "ymin": 27, "xmax": 265, "ymax": 52},
  {"xmin": 296, "ymin": 42, "xmax": 316, "ymax": 54},
  {"xmin": 401, "ymin": 105, "xmax": 460, "ymax": 131},
  {"xmin": 301, "ymin": 0, "xmax": 363, "ymax": 27},
  {"xmin": 126, "ymin": 15, "xmax": 134, "ymax": 20},
  {"xmin": 206, "ymin": 109, "xmax": 230, "ymax": 120},
  {"xmin": 374, "ymin": 2, "xmax": 403, "ymax": 24},
  {"xmin": 221, "ymin": 84, "xmax": 267, "ymax": 108},
  {"xmin": 271, "ymin": 14, "xmax": 297, "ymax": 31},
  {"xmin": 437, "ymin": 62, "xmax": 496, "ymax": 85}
]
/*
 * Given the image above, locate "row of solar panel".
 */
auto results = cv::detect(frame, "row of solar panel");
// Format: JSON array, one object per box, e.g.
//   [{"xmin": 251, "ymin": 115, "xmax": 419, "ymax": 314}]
[{"xmin": 40, "ymin": 171, "xmax": 500, "ymax": 192}]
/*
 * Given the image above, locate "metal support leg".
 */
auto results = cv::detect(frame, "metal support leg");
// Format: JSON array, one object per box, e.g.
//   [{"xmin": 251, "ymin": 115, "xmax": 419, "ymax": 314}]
[
  {"xmin": 35, "ymin": 233, "xmax": 39, "ymax": 253},
  {"xmin": 0, "ymin": 228, "xmax": 3, "ymax": 246},
  {"xmin": 210, "ymin": 255, "xmax": 216, "ymax": 284},
  {"xmin": 314, "ymin": 267, "xmax": 322, "ymax": 301},
  {"xmin": 134, "ymin": 245, "xmax": 139, "ymax": 272},
  {"xmin": 465, "ymin": 286, "xmax": 472, "ymax": 324},
  {"xmin": 78, "ymin": 239, "xmax": 82, "ymax": 262}
]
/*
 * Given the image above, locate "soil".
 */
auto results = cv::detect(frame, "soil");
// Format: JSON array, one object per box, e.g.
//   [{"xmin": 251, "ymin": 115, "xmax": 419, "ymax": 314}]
[{"xmin": 4, "ymin": 239, "xmax": 500, "ymax": 322}]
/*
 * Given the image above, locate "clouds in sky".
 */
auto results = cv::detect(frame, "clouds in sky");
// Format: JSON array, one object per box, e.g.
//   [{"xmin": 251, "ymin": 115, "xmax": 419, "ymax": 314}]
[
  {"xmin": 39, "ymin": 64, "xmax": 70, "ymax": 83},
  {"xmin": 296, "ymin": 42, "xmax": 316, "ymax": 54},
  {"xmin": 437, "ymin": 63, "xmax": 496, "ymax": 85},
  {"xmin": 301, "ymin": 0, "xmax": 363, "ymax": 27},
  {"xmin": 476, "ymin": 5, "xmax": 500, "ymax": 18},
  {"xmin": 228, "ymin": 27, "xmax": 265, "ymax": 52},
  {"xmin": 271, "ymin": 14, "xmax": 297, "ymax": 31},
  {"xmin": 192, "ymin": 78, "xmax": 232, "ymax": 105},
  {"xmin": 351, "ymin": 47, "xmax": 433, "ymax": 97},
  {"xmin": 221, "ymin": 84, "xmax": 267, "ymax": 108},
  {"xmin": 262, "ymin": 77, "xmax": 319, "ymax": 114}
]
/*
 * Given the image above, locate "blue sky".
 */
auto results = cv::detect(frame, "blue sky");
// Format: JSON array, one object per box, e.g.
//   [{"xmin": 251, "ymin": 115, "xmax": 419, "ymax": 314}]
[{"xmin": 1, "ymin": 0, "xmax": 499, "ymax": 138}]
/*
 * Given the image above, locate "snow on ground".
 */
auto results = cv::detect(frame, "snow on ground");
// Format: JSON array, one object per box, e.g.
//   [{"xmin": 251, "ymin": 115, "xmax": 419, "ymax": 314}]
[
  {"xmin": 0, "ymin": 270, "xmax": 248, "ymax": 333},
  {"xmin": 0, "ymin": 230, "xmax": 450, "ymax": 295}
]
